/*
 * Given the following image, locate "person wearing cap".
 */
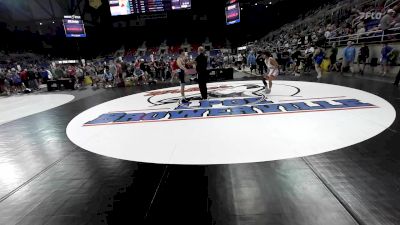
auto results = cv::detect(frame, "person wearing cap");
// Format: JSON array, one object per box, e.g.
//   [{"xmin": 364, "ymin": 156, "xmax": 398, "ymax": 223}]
[
  {"xmin": 341, "ymin": 41, "xmax": 356, "ymax": 76},
  {"xmin": 380, "ymin": 9, "xmax": 396, "ymax": 36}
]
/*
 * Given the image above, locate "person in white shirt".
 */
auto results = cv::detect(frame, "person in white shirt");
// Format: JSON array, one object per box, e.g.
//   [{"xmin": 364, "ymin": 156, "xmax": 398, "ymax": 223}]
[
  {"xmin": 262, "ymin": 51, "xmax": 279, "ymax": 94},
  {"xmin": 272, "ymin": 51, "xmax": 278, "ymax": 59},
  {"xmin": 305, "ymin": 44, "xmax": 315, "ymax": 55},
  {"xmin": 237, "ymin": 53, "xmax": 243, "ymax": 70},
  {"xmin": 46, "ymin": 69, "xmax": 53, "ymax": 80},
  {"xmin": 324, "ymin": 30, "xmax": 331, "ymax": 39},
  {"xmin": 304, "ymin": 44, "xmax": 315, "ymax": 72}
]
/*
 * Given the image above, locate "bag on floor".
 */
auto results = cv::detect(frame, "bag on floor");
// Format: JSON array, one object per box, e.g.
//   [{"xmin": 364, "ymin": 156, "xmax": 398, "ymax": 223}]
[
  {"xmin": 124, "ymin": 78, "xmax": 134, "ymax": 87},
  {"xmin": 321, "ymin": 59, "xmax": 331, "ymax": 72},
  {"xmin": 84, "ymin": 76, "xmax": 92, "ymax": 85}
]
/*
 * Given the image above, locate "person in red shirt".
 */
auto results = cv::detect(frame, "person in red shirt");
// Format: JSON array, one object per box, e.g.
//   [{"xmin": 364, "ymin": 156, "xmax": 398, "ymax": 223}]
[
  {"xmin": 170, "ymin": 58, "xmax": 179, "ymax": 83},
  {"xmin": 134, "ymin": 59, "xmax": 141, "ymax": 68},
  {"xmin": 19, "ymin": 69, "xmax": 28, "ymax": 88},
  {"xmin": 67, "ymin": 66, "xmax": 76, "ymax": 78},
  {"xmin": 66, "ymin": 66, "xmax": 77, "ymax": 89}
]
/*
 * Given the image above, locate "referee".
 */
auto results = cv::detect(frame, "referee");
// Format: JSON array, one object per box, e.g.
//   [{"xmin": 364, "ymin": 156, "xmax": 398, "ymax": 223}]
[{"xmin": 195, "ymin": 47, "xmax": 209, "ymax": 100}]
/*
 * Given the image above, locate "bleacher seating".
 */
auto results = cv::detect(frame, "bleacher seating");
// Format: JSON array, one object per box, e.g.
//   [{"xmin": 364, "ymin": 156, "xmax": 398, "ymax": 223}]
[{"xmin": 255, "ymin": 0, "xmax": 400, "ymax": 51}]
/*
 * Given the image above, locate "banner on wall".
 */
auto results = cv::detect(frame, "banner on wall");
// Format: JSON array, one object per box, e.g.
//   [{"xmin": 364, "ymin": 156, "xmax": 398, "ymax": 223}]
[{"xmin": 353, "ymin": 11, "xmax": 383, "ymax": 31}]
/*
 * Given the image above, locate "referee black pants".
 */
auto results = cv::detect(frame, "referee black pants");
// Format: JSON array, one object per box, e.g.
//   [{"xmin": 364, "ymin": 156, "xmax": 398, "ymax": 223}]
[
  {"xmin": 258, "ymin": 64, "xmax": 264, "ymax": 75},
  {"xmin": 198, "ymin": 76, "xmax": 208, "ymax": 100}
]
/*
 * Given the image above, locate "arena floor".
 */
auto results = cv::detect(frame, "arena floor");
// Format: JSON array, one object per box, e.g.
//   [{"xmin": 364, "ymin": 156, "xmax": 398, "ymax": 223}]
[{"xmin": 0, "ymin": 71, "xmax": 399, "ymax": 225}]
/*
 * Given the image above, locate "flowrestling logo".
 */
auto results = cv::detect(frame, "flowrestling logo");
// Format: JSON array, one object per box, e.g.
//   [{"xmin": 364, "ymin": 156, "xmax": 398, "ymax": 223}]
[
  {"xmin": 67, "ymin": 81, "xmax": 396, "ymax": 165},
  {"xmin": 83, "ymin": 83, "xmax": 378, "ymax": 126}
]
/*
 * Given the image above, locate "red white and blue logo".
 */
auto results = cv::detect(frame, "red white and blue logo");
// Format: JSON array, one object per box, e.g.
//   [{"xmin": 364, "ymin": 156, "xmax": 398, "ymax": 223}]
[
  {"xmin": 83, "ymin": 83, "xmax": 378, "ymax": 126},
  {"xmin": 67, "ymin": 81, "xmax": 396, "ymax": 165}
]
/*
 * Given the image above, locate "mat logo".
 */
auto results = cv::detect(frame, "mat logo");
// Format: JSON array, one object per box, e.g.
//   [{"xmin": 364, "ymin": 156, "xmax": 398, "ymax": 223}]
[
  {"xmin": 83, "ymin": 97, "xmax": 378, "ymax": 126},
  {"xmin": 145, "ymin": 83, "xmax": 300, "ymax": 107}
]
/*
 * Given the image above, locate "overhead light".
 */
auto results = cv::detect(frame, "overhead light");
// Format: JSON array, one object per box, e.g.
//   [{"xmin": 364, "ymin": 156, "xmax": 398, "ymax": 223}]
[
  {"xmin": 39, "ymin": 22, "xmax": 43, "ymax": 25},
  {"xmin": 255, "ymin": 3, "xmax": 258, "ymax": 5},
  {"xmin": 241, "ymin": 7, "xmax": 243, "ymax": 10},
  {"xmin": 266, "ymin": 5, "xmax": 268, "ymax": 8},
  {"xmin": 269, "ymin": 1, "xmax": 272, "ymax": 4},
  {"xmin": 52, "ymin": 21, "xmax": 55, "ymax": 24}
]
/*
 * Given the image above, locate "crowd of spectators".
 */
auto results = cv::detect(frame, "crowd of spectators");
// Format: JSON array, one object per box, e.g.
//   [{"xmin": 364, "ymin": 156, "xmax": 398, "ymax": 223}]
[
  {"xmin": 4, "ymin": 1, "xmax": 400, "ymax": 96},
  {"xmin": 257, "ymin": 0, "xmax": 400, "ymax": 53},
  {"xmin": 0, "ymin": 49, "xmax": 232, "ymax": 96},
  {"xmin": 223, "ymin": 0, "xmax": 400, "ymax": 84},
  {"xmin": 237, "ymin": 41, "xmax": 398, "ymax": 82}
]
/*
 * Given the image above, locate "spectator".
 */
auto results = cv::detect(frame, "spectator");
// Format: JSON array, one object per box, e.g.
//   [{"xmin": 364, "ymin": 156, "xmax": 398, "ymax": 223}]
[
  {"xmin": 304, "ymin": 44, "xmax": 315, "ymax": 72},
  {"xmin": 324, "ymin": 28, "xmax": 332, "ymax": 39},
  {"xmin": 381, "ymin": 42, "xmax": 394, "ymax": 76},
  {"xmin": 39, "ymin": 67, "xmax": 51, "ymax": 84},
  {"xmin": 76, "ymin": 66, "xmax": 84, "ymax": 88},
  {"xmin": 115, "ymin": 60, "xmax": 123, "ymax": 86},
  {"xmin": 247, "ymin": 51, "xmax": 257, "ymax": 74},
  {"xmin": 19, "ymin": 68, "xmax": 29, "ymax": 87},
  {"xmin": 291, "ymin": 47, "xmax": 302, "ymax": 76},
  {"xmin": 159, "ymin": 57, "xmax": 167, "ymax": 81},
  {"xmin": 54, "ymin": 65, "xmax": 64, "ymax": 80},
  {"xmin": 329, "ymin": 43, "xmax": 339, "ymax": 72},
  {"xmin": 242, "ymin": 52, "xmax": 247, "ymax": 69},
  {"xmin": 0, "ymin": 69, "xmax": 5, "ymax": 94},
  {"xmin": 133, "ymin": 63, "xmax": 147, "ymax": 85},
  {"xmin": 28, "ymin": 66, "xmax": 39, "ymax": 90},
  {"xmin": 380, "ymin": 9, "xmax": 396, "ymax": 36},
  {"xmin": 358, "ymin": 43, "xmax": 369, "ymax": 75},
  {"xmin": 170, "ymin": 58, "xmax": 180, "ymax": 83},
  {"xmin": 281, "ymin": 48, "xmax": 290, "ymax": 72},
  {"xmin": 341, "ymin": 41, "xmax": 356, "ymax": 75},
  {"xmin": 356, "ymin": 22, "xmax": 366, "ymax": 37},
  {"xmin": 237, "ymin": 53, "xmax": 243, "ymax": 70},
  {"xmin": 256, "ymin": 51, "xmax": 266, "ymax": 75},
  {"xmin": 10, "ymin": 68, "xmax": 23, "ymax": 93},
  {"xmin": 103, "ymin": 66, "xmax": 114, "ymax": 88},
  {"xmin": 109, "ymin": 61, "xmax": 117, "ymax": 84},
  {"xmin": 66, "ymin": 65, "xmax": 77, "ymax": 89},
  {"xmin": 2, "ymin": 71, "xmax": 11, "ymax": 95}
]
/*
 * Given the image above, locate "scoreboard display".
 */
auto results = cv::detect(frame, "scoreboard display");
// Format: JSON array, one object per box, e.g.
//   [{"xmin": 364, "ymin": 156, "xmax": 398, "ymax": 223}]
[
  {"xmin": 226, "ymin": 2, "xmax": 240, "ymax": 25},
  {"xmin": 109, "ymin": 0, "xmax": 191, "ymax": 16},
  {"xmin": 63, "ymin": 15, "xmax": 86, "ymax": 38}
]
